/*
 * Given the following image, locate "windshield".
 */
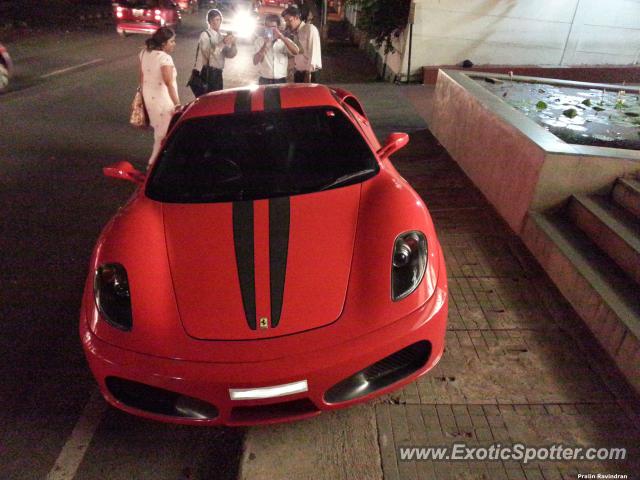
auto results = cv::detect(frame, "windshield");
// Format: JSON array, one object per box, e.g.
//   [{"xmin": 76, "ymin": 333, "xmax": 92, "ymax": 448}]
[{"xmin": 145, "ymin": 107, "xmax": 378, "ymax": 203}]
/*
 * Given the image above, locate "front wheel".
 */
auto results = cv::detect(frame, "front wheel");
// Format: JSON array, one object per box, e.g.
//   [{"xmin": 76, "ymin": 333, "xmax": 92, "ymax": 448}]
[{"xmin": 0, "ymin": 64, "xmax": 9, "ymax": 91}]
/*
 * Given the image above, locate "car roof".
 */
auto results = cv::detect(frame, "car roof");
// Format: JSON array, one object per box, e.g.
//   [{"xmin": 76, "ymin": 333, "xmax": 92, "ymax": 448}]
[{"xmin": 180, "ymin": 84, "xmax": 342, "ymax": 122}]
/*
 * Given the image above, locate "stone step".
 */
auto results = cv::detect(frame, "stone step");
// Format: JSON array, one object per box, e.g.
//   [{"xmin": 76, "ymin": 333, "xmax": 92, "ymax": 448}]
[
  {"xmin": 612, "ymin": 177, "xmax": 640, "ymax": 219},
  {"xmin": 523, "ymin": 212, "xmax": 640, "ymax": 394},
  {"xmin": 567, "ymin": 193, "xmax": 640, "ymax": 285}
]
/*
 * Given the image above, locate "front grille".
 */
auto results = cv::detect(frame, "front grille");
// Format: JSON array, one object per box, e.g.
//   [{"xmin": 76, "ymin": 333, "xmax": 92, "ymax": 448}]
[
  {"xmin": 106, "ymin": 377, "xmax": 218, "ymax": 420},
  {"xmin": 324, "ymin": 341, "xmax": 431, "ymax": 404}
]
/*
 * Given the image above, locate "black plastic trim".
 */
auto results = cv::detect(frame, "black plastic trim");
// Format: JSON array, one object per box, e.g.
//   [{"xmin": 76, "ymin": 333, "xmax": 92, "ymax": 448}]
[
  {"xmin": 105, "ymin": 377, "xmax": 218, "ymax": 419},
  {"xmin": 324, "ymin": 341, "xmax": 431, "ymax": 404}
]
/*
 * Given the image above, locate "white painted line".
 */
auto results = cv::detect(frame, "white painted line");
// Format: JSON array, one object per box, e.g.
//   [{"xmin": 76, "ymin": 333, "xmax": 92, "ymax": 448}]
[
  {"xmin": 46, "ymin": 389, "xmax": 107, "ymax": 480},
  {"xmin": 41, "ymin": 59, "xmax": 103, "ymax": 79}
]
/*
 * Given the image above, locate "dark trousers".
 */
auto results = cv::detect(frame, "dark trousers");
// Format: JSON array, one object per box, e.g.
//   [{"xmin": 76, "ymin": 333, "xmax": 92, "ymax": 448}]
[
  {"xmin": 293, "ymin": 70, "xmax": 319, "ymax": 83},
  {"xmin": 259, "ymin": 76, "xmax": 287, "ymax": 85},
  {"xmin": 203, "ymin": 66, "xmax": 223, "ymax": 92}
]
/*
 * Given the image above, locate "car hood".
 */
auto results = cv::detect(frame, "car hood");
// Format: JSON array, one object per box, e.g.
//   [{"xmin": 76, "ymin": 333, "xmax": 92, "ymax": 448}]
[{"xmin": 163, "ymin": 185, "xmax": 361, "ymax": 340}]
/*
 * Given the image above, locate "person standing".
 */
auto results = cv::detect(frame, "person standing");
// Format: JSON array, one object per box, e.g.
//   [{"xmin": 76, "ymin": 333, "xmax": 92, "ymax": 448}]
[
  {"xmin": 253, "ymin": 14, "xmax": 299, "ymax": 85},
  {"xmin": 282, "ymin": 4, "xmax": 321, "ymax": 83},
  {"xmin": 198, "ymin": 9, "xmax": 237, "ymax": 93},
  {"xmin": 139, "ymin": 27, "xmax": 180, "ymax": 166}
]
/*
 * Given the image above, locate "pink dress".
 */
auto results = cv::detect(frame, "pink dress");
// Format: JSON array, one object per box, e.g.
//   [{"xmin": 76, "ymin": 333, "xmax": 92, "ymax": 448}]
[{"xmin": 140, "ymin": 49, "xmax": 177, "ymax": 165}]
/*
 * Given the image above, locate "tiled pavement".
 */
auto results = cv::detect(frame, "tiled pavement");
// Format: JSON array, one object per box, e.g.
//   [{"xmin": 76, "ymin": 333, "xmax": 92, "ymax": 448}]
[
  {"xmin": 374, "ymin": 105, "xmax": 640, "ymax": 479},
  {"xmin": 240, "ymin": 86, "xmax": 640, "ymax": 479}
]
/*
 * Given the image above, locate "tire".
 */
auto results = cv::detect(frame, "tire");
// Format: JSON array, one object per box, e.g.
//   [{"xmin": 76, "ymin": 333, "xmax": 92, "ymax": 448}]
[{"xmin": 0, "ymin": 64, "xmax": 9, "ymax": 91}]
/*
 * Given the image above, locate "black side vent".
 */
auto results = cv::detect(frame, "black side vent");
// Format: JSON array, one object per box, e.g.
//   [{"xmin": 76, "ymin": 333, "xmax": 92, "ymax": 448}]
[
  {"xmin": 106, "ymin": 377, "xmax": 218, "ymax": 420},
  {"xmin": 324, "ymin": 341, "xmax": 431, "ymax": 404}
]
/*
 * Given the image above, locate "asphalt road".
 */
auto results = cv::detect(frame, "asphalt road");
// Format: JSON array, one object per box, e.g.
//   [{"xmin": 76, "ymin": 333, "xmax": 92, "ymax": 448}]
[{"xmin": 0, "ymin": 11, "xmax": 263, "ymax": 480}]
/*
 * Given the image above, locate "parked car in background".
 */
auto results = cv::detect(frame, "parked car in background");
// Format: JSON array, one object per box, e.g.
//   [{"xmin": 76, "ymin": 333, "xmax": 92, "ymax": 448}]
[
  {"xmin": 0, "ymin": 43, "xmax": 12, "ymax": 91},
  {"xmin": 259, "ymin": 0, "xmax": 290, "ymax": 10},
  {"xmin": 113, "ymin": 0, "xmax": 181, "ymax": 36},
  {"xmin": 175, "ymin": 0, "xmax": 197, "ymax": 13}
]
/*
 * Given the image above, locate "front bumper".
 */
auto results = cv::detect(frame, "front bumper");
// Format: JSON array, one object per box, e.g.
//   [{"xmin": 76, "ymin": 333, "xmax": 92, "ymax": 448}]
[{"xmin": 81, "ymin": 288, "xmax": 447, "ymax": 426}]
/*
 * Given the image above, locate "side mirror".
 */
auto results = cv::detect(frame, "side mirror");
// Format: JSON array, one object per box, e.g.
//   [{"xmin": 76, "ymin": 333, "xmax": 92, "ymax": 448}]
[
  {"xmin": 377, "ymin": 132, "xmax": 409, "ymax": 159},
  {"xmin": 103, "ymin": 161, "xmax": 145, "ymax": 184}
]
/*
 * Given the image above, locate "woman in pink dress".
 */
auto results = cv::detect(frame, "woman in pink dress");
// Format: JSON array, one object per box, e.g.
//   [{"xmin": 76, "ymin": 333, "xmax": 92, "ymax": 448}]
[{"xmin": 139, "ymin": 27, "xmax": 180, "ymax": 166}]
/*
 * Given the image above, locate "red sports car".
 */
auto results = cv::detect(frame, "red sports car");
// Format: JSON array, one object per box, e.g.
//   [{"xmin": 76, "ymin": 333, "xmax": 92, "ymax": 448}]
[{"xmin": 81, "ymin": 84, "xmax": 448, "ymax": 426}]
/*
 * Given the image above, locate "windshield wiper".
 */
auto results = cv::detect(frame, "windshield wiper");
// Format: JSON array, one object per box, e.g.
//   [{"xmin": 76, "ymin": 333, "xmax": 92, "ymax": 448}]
[{"xmin": 319, "ymin": 168, "xmax": 377, "ymax": 191}]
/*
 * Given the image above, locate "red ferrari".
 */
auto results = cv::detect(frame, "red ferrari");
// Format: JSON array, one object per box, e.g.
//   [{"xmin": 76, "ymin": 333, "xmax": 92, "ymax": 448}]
[{"xmin": 81, "ymin": 84, "xmax": 448, "ymax": 426}]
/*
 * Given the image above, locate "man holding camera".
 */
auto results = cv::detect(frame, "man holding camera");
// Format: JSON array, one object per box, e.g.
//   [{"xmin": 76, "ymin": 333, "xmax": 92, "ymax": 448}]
[
  {"xmin": 198, "ymin": 8, "xmax": 237, "ymax": 92},
  {"xmin": 253, "ymin": 14, "xmax": 299, "ymax": 85},
  {"xmin": 282, "ymin": 4, "xmax": 321, "ymax": 83}
]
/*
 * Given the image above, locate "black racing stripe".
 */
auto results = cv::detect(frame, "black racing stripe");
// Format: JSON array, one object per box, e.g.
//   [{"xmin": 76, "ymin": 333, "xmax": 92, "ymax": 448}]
[
  {"xmin": 269, "ymin": 196, "xmax": 290, "ymax": 328},
  {"xmin": 233, "ymin": 201, "xmax": 256, "ymax": 330},
  {"xmin": 263, "ymin": 87, "xmax": 281, "ymax": 112},
  {"xmin": 234, "ymin": 89, "xmax": 252, "ymax": 113}
]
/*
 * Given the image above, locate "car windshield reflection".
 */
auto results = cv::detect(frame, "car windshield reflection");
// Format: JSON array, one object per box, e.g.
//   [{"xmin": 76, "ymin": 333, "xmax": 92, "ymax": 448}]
[{"xmin": 146, "ymin": 107, "xmax": 379, "ymax": 203}]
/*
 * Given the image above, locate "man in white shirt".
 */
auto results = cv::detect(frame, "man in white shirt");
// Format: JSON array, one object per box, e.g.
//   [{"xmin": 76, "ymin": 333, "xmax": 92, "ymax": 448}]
[
  {"xmin": 282, "ymin": 5, "xmax": 322, "ymax": 83},
  {"xmin": 198, "ymin": 9, "xmax": 237, "ymax": 92},
  {"xmin": 253, "ymin": 14, "xmax": 299, "ymax": 85}
]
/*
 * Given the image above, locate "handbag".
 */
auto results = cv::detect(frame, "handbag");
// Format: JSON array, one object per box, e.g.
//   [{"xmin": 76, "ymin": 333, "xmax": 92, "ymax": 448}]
[
  {"xmin": 186, "ymin": 31, "xmax": 213, "ymax": 97},
  {"xmin": 129, "ymin": 87, "xmax": 149, "ymax": 129},
  {"xmin": 187, "ymin": 67, "xmax": 207, "ymax": 98}
]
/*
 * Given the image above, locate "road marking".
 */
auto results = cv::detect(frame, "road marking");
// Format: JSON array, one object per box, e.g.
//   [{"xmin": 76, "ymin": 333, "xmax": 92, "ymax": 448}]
[
  {"xmin": 46, "ymin": 389, "xmax": 107, "ymax": 480},
  {"xmin": 41, "ymin": 59, "xmax": 104, "ymax": 79}
]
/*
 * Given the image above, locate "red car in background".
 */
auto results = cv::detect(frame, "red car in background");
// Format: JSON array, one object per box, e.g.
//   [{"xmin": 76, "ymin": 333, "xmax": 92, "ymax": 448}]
[
  {"xmin": 176, "ymin": 0, "xmax": 197, "ymax": 12},
  {"xmin": 81, "ymin": 84, "xmax": 448, "ymax": 426},
  {"xmin": 113, "ymin": 0, "xmax": 181, "ymax": 36},
  {"xmin": 259, "ymin": 0, "xmax": 290, "ymax": 12},
  {"xmin": 0, "ymin": 43, "xmax": 12, "ymax": 91}
]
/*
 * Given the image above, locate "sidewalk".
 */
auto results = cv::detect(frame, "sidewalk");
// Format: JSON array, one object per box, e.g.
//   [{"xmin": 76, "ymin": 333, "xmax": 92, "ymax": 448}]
[{"xmin": 238, "ymin": 82, "xmax": 640, "ymax": 479}]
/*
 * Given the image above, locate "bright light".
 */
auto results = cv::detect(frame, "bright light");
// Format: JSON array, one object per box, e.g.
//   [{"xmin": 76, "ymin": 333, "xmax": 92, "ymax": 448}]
[
  {"xmin": 229, "ymin": 9, "xmax": 257, "ymax": 38},
  {"xmin": 229, "ymin": 380, "xmax": 308, "ymax": 400}
]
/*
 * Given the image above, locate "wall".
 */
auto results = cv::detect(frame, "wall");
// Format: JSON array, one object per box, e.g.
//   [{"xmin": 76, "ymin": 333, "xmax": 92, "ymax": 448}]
[{"xmin": 363, "ymin": 0, "xmax": 640, "ymax": 80}]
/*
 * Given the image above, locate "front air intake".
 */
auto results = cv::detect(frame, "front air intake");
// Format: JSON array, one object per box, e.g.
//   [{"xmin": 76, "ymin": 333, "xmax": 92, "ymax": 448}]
[
  {"xmin": 106, "ymin": 377, "xmax": 218, "ymax": 420},
  {"xmin": 324, "ymin": 341, "xmax": 431, "ymax": 404}
]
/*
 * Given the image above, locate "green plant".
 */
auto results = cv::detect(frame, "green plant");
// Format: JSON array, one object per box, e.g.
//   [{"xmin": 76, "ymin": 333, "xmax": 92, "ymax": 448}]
[{"xmin": 345, "ymin": 0, "xmax": 411, "ymax": 53}]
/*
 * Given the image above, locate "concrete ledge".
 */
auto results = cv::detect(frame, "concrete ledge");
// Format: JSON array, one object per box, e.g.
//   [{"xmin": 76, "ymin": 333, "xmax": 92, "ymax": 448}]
[
  {"xmin": 422, "ymin": 65, "xmax": 640, "ymax": 85},
  {"xmin": 523, "ymin": 211, "xmax": 640, "ymax": 393},
  {"xmin": 430, "ymin": 69, "xmax": 640, "ymax": 233}
]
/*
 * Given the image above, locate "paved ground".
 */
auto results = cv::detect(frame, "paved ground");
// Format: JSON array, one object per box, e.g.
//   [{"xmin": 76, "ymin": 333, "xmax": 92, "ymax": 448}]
[
  {"xmin": 239, "ymin": 83, "xmax": 640, "ymax": 479},
  {"xmin": 2, "ymin": 10, "xmax": 640, "ymax": 480}
]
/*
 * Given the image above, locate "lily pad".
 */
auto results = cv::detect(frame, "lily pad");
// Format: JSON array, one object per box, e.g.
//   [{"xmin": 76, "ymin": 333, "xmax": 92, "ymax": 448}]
[
  {"xmin": 563, "ymin": 108, "xmax": 578, "ymax": 118},
  {"xmin": 582, "ymin": 99, "xmax": 592, "ymax": 107},
  {"xmin": 593, "ymin": 106, "xmax": 605, "ymax": 112},
  {"xmin": 536, "ymin": 101, "xmax": 547, "ymax": 110},
  {"xmin": 624, "ymin": 112, "xmax": 640, "ymax": 117}
]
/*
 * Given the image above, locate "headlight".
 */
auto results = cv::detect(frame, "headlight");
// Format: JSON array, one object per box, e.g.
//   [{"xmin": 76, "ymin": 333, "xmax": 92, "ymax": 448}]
[
  {"xmin": 391, "ymin": 231, "xmax": 427, "ymax": 301},
  {"xmin": 94, "ymin": 263, "xmax": 133, "ymax": 331}
]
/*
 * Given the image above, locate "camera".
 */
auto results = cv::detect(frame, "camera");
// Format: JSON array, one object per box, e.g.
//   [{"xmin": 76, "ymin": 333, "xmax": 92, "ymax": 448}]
[{"xmin": 263, "ymin": 27, "xmax": 274, "ymax": 40}]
